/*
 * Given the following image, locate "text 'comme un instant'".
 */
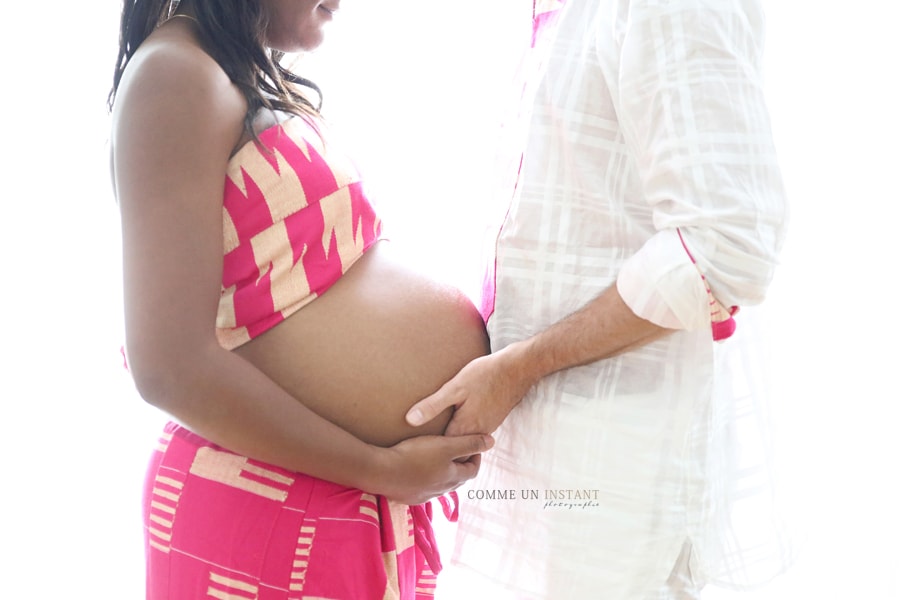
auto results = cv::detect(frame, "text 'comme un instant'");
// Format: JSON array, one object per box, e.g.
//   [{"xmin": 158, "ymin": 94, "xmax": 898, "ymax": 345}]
[{"xmin": 466, "ymin": 488, "xmax": 603, "ymax": 510}]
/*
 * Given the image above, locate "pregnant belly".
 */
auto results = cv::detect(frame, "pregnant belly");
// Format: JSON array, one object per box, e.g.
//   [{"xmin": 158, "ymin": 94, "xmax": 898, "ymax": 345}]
[{"xmin": 233, "ymin": 241, "xmax": 490, "ymax": 447}]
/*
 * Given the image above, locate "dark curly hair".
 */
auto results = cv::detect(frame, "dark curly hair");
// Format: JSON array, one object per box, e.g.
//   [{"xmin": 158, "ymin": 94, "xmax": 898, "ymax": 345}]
[{"xmin": 108, "ymin": 0, "xmax": 322, "ymax": 134}]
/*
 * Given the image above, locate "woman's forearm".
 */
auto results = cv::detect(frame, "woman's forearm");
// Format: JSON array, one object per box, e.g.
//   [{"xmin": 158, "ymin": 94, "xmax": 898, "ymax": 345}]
[
  {"xmin": 131, "ymin": 340, "xmax": 385, "ymax": 491},
  {"xmin": 129, "ymin": 340, "xmax": 491, "ymax": 505}
]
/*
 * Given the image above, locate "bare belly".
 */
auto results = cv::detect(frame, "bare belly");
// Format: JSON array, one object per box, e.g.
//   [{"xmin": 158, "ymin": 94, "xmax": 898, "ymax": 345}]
[{"xmin": 234, "ymin": 241, "xmax": 490, "ymax": 447}]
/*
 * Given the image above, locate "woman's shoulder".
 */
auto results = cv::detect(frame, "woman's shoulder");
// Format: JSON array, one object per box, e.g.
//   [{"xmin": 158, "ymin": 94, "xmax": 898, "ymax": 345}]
[{"xmin": 112, "ymin": 24, "xmax": 247, "ymax": 146}]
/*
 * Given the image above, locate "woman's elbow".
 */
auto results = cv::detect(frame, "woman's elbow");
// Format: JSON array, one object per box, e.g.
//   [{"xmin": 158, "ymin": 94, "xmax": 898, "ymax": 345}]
[
  {"xmin": 127, "ymin": 356, "xmax": 181, "ymax": 410},
  {"xmin": 124, "ymin": 342, "xmax": 202, "ymax": 411}
]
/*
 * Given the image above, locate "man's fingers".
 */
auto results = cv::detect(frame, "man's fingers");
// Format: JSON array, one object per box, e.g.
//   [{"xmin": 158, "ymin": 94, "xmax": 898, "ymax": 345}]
[
  {"xmin": 447, "ymin": 433, "xmax": 494, "ymax": 461},
  {"xmin": 444, "ymin": 415, "xmax": 476, "ymax": 437},
  {"xmin": 406, "ymin": 388, "xmax": 457, "ymax": 426}
]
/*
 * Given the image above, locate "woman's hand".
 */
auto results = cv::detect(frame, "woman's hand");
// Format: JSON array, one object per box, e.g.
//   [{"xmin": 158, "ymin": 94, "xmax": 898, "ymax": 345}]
[{"xmin": 368, "ymin": 433, "xmax": 494, "ymax": 505}]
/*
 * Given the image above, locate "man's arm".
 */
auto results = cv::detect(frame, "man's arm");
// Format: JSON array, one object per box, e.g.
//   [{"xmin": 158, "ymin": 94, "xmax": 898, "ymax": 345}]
[
  {"xmin": 407, "ymin": 1, "xmax": 784, "ymax": 436},
  {"xmin": 406, "ymin": 283, "xmax": 669, "ymax": 436}
]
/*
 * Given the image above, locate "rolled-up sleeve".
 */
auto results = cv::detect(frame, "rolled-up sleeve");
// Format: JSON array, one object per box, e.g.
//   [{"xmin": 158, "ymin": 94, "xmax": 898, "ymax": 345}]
[{"xmin": 614, "ymin": 0, "xmax": 787, "ymax": 331}]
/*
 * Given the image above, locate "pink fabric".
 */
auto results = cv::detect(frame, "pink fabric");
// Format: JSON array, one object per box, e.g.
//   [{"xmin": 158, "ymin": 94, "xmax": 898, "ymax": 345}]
[
  {"xmin": 677, "ymin": 229, "xmax": 739, "ymax": 341},
  {"xmin": 144, "ymin": 422, "xmax": 439, "ymax": 599},
  {"xmin": 217, "ymin": 118, "xmax": 382, "ymax": 350},
  {"xmin": 531, "ymin": 0, "xmax": 567, "ymax": 47},
  {"xmin": 409, "ymin": 493, "xmax": 459, "ymax": 575}
]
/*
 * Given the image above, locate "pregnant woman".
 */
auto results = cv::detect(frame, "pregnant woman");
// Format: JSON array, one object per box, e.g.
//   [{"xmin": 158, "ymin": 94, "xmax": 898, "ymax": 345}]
[{"xmin": 108, "ymin": 1, "xmax": 492, "ymax": 598}]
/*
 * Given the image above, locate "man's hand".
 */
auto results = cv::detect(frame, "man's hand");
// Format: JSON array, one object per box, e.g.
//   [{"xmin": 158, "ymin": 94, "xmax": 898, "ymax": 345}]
[
  {"xmin": 404, "ymin": 285, "xmax": 669, "ymax": 441},
  {"xmin": 371, "ymin": 433, "xmax": 494, "ymax": 505},
  {"xmin": 406, "ymin": 345, "xmax": 539, "ymax": 437}
]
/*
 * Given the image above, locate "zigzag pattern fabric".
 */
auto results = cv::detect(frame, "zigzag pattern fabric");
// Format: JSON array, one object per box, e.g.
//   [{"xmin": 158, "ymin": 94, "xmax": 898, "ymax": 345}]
[{"xmin": 216, "ymin": 117, "xmax": 382, "ymax": 350}]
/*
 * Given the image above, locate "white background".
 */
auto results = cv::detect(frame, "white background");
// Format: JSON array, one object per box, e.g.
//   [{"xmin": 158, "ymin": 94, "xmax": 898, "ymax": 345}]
[{"xmin": 1, "ymin": 2, "xmax": 898, "ymax": 598}]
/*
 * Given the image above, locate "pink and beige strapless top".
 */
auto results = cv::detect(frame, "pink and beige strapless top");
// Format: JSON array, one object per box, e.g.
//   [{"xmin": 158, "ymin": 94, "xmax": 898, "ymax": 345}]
[{"xmin": 216, "ymin": 117, "xmax": 382, "ymax": 350}]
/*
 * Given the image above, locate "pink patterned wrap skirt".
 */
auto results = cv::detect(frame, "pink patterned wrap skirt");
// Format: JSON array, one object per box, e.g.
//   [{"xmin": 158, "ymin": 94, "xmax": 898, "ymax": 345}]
[{"xmin": 143, "ymin": 422, "xmax": 442, "ymax": 600}]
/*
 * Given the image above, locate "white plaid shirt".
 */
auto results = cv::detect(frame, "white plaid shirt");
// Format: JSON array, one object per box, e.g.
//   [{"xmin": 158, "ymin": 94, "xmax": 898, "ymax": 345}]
[{"xmin": 452, "ymin": 1, "xmax": 795, "ymax": 597}]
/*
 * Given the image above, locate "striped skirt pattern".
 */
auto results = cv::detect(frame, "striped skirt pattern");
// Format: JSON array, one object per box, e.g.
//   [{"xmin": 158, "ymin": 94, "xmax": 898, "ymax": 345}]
[{"xmin": 143, "ymin": 422, "xmax": 437, "ymax": 600}]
